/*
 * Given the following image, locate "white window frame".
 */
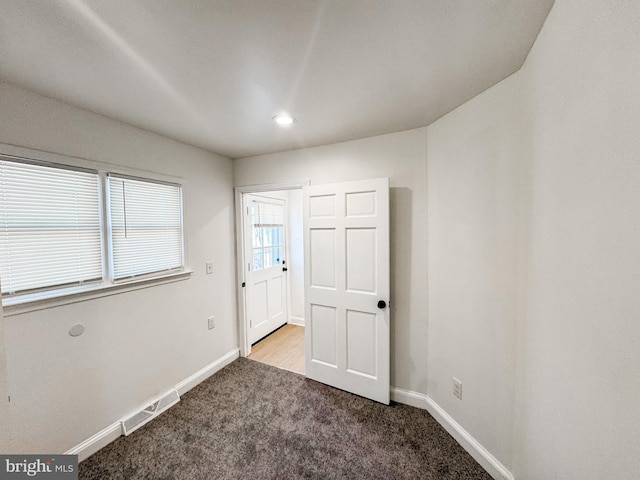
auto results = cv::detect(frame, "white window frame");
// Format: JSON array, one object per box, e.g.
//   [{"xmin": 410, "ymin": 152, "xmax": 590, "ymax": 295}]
[{"xmin": 0, "ymin": 144, "xmax": 191, "ymax": 316}]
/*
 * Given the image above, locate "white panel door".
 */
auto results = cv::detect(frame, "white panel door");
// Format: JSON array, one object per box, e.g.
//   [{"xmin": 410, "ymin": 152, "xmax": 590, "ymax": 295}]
[
  {"xmin": 244, "ymin": 194, "xmax": 288, "ymax": 344},
  {"xmin": 304, "ymin": 178, "xmax": 390, "ymax": 404}
]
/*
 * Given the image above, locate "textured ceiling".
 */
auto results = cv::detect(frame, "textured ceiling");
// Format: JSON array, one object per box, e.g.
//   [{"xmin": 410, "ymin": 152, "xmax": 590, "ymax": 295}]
[{"xmin": 0, "ymin": 0, "xmax": 554, "ymax": 158}]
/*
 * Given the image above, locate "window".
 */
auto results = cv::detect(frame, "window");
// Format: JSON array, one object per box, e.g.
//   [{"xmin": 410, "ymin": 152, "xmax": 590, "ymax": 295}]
[
  {"xmin": 0, "ymin": 159, "xmax": 102, "ymax": 296},
  {"xmin": 250, "ymin": 199, "xmax": 284, "ymax": 271},
  {"xmin": 0, "ymin": 151, "xmax": 186, "ymax": 306},
  {"xmin": 108, "ymin": 176, "xmax": 183, "ymax": 280}
]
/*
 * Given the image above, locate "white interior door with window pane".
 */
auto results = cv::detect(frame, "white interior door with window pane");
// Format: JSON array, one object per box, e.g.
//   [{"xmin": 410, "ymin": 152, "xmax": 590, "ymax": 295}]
[
  {"xmin": 304, "ymin": 178, "xmax": 390, "ymax": 404},
  {"xmin": 244, "ymin": 194, "xmax": 288, "ymax": 344}
]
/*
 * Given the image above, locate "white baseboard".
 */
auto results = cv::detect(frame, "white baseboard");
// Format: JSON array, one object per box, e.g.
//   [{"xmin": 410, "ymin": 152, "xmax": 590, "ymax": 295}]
[
  {"xmin": 390, "ymin": 386, "xmax": 429, "ymax": 410},
  {"xmin": 66, "ymin": 348, "xmax": 239, "ymax": 462},
  {"xmin": 288, "ymin": 316, "xmax": 305, "ymax": 326},
  {"xmin": 390, "ymin": 387, "xmax": 514, "ymax": 480},
  {"xmin": 175, "ymin": 348, "xmax": 239, "ymax": 396},
  {"xmin": 65, "ymin": 421, "xmax": 122, "ymax": 462}
]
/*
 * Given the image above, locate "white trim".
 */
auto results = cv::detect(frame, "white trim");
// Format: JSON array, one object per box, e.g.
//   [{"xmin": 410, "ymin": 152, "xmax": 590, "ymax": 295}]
[
  {"xmin": 289, "ymin": 316, "xmax": 305, "ymax": 326},
  {"xmin": 425, "ymin": 397, "xmax": 514, "ymax": 480},
  {"xmin": 175, "ymin": 348, "xmax": 239, "ymax": 396},
  {"xmin": 65, "ymin": 348, "xmax": 239, "ymax": 462},
  {"xmin": 390, "ymin": 387, "xmax": 514, "ymax": 480},
  {"xmin": 235, "ymin": 181, "xmax": 309, "ymax": 194},
  {"xmin": 65, "ymin": 421, "xmax": 122, "ymax": 463},
  {"xmin": 3, "ymin": 270, "xmax": 192, "ymax": 317},
  {"xmin": 234, "ymin": 189, "xmax": 250, "ymax": 357},
  {"xmin": 390, "ymin": 386, "xmax": 429, "ymax": 410}
]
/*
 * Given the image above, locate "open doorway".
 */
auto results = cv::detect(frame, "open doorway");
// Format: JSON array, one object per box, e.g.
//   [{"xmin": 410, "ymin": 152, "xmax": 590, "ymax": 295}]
[
  {"xmin": 237, "ymin": 177, "xmax": 390, "ymax": 403},
  {"xmin": 236, "ymin": 185, "xmax": 305, "ymax": 374}
]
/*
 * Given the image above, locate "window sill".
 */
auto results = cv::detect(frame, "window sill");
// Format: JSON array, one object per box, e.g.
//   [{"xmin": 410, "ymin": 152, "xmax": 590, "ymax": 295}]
[{"xmin": 2, "ymin": 270, "xmax": 193, "ymax": 317}]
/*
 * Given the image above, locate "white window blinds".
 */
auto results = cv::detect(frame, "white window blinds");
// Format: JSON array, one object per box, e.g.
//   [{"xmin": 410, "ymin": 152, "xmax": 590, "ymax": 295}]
[
  {"xmin": 0, "ymin": 158, "xmax": 102, "ymax": 296},
  {"xmin": 108, "ymin": 176, "xmax": 183, "ymax": 280}
]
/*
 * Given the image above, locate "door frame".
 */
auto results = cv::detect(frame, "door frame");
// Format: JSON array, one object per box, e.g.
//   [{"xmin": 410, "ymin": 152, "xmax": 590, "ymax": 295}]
[{"xmin": 235, "ymin": 181, "xmax": 309, "ymax": 357}]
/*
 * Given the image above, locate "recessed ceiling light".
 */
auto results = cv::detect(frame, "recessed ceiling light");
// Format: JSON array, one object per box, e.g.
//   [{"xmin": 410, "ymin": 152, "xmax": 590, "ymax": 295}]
[{"xmin": 272, "ymin": 113, "xmax": 296, "ymax": 126}]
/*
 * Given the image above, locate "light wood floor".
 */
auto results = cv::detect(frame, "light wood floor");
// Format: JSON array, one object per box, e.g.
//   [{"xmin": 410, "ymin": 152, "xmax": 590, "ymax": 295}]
[{"xmin": 248, "ymin": 324, "xmax": 305, "ymax": 374}]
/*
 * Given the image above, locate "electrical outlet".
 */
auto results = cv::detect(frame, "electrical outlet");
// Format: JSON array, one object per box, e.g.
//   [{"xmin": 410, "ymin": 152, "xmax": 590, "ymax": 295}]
[
  {"xmin": 207, "ymin": 316, "xmax": 215, "ymax": 330},
  {"xmin": 453, "ymin": 377, "xmax": 463, "ymax": 400},
  {"xmin": 206, "ymin": 262, "xmax": 214, "ymax": 274}
]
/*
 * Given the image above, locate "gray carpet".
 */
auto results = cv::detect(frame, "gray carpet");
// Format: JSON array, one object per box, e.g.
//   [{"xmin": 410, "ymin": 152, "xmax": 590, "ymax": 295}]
[{"xmin": 79, "ymin": 358, "xmax": 492, "ymax": 479}]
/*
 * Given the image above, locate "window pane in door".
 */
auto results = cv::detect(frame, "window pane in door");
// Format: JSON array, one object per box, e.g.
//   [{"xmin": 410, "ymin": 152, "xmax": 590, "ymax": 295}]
[
  {"xmin": 253, "ymin": 249, "xmax": 263, "ymax": 271},
  {"xmin": 250, "ymin": 200, "xmax": 284, "ymax": 271}
]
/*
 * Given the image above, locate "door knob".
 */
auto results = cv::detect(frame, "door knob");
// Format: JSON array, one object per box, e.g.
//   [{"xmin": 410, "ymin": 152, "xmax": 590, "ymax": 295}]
[
  {"xmin": 377, "ymin": 300, "xmax": 387, "ymax": 309},
  {"xmin": 282, "ymin": 267, "xmax": 288, "ymax": 272}
]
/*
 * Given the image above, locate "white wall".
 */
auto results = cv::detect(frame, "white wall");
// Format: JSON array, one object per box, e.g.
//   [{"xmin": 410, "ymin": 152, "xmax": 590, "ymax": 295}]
[
  {"xmin": 426, "ymin": 72, "xmax": 523, "ymax": 469},
  {"xmin": 513, "ymin": 1, "xmax": 640, "ymax": 478},
  {"xmin": 0, "ymin": 82, "xmax": 237, "ymax": 454},
  {"xmin": 234, "ymin": 128, "xmax": 428, "ymax": 394},
  {"xmin": 426, "ymin": 0, "xmax": 640, "ymax": 477}
]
